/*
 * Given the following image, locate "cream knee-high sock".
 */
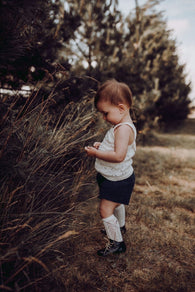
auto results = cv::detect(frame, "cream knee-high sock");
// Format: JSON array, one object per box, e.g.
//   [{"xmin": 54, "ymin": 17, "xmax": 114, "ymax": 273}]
[
  {"xmin": 114, "ymin": 204, "xmax": 125, "ymax": 227},
  {"xmin": 102, "ymin": 214, "xmax": 123, "ymax": 242}
]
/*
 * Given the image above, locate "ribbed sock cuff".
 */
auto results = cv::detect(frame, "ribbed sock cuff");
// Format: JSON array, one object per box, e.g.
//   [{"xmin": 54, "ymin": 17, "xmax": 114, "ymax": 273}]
[{"xmin": 102, "ymin": 214, "xmax": 123, "ymax": 242}]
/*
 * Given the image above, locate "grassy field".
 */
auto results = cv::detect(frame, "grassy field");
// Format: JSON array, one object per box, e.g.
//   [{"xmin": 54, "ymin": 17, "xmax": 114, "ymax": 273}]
[
  {"xmin": 0, "ymin": 96, "xmax": 194, "ymax": 291},
  {"xmin": 54, "ymin": 119, "xmax": 195, "ymax": 292}
]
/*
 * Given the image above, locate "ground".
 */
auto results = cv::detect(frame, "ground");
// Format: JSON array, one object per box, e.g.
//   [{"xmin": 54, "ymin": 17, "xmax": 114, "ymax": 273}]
[{"xmin": 52, "ymin": 118, "xmax": 195, "ymax": 292}]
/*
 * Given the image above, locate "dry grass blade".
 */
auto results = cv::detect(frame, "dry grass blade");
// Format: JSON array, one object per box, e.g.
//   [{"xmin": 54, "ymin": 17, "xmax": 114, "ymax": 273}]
[{"xmin": 0, "ymin": 86, "xmax": 100, "ymax": 290}]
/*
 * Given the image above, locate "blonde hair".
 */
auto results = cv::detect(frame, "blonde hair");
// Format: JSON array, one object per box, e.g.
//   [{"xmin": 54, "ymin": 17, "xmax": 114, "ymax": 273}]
[{"xmin": 94, "ymin": 79, "xmax": 133, "ymax": 108}]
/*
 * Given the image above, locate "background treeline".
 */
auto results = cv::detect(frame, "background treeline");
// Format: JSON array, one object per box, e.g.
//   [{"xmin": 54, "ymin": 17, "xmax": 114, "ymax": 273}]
[
  {"xmin": 0, "ymin": 0, "xmax": 193, "ymax": 291},
  {"xmin": 0, "ymin": 0, "xmax": 191, "ymax": 127}
]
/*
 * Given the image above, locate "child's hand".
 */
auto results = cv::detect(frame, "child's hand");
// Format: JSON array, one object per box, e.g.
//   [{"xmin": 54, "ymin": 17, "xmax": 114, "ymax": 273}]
[
  {"xmin": 84, "ymin": 146, "xmax": 97, "ymax": 157},
  {"xmin": 93, "ymin": 142, "xmax": 101, "ymax": 149}
]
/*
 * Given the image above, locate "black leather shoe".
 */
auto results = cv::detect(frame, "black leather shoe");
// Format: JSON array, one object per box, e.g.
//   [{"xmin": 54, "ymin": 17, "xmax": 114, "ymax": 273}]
[
  {"xmin": 97, "ymin": 240, "xmax": 126, "ymax": 257},
  {"xmin": 101, "ymin": 225, "xmax": 126, "ymax": 236}
]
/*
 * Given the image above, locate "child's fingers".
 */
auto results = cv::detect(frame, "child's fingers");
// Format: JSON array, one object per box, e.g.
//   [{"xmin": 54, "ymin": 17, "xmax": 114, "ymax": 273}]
[
  {"xmin": 85, "ymin": 146, "xmax": 92, "ymax": 152},
  {"xmin": 85, "ymin": 146, "xmax": 90, "ymax": 152},
  {"xmin": 93, "ymin": 142, "xmax": 101, "ymax": 149},
  {"xmin": 84, "ymin": 146, "xmax": 96, "ymax": 157}
]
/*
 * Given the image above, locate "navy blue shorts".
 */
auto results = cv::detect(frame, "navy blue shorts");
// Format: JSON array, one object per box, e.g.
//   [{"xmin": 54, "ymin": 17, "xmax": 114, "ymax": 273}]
[{"xmin": 97, "ymin": 172, "xmax": 135, "ymax": 205}]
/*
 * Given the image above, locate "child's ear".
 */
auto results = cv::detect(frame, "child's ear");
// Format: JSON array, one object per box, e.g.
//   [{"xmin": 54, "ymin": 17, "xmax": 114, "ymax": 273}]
[{"xmin": 118, "ymin": 103, "xmax": 126, "ymax": 112}]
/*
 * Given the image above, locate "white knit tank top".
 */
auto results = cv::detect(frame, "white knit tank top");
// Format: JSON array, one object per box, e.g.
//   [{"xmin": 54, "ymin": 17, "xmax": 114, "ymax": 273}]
[{"xmin": 95, "ymin": 122, "xmax": 136, "ymax": 181}]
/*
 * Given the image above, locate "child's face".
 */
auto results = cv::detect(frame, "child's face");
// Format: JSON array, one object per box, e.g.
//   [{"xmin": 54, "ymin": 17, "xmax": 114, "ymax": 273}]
[{"xmin": 97, "ymin": 100, "xmax": 125, "ymax": 125}]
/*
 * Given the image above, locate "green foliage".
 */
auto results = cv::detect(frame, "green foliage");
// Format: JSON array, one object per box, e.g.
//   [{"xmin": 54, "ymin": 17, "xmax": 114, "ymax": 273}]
[
  {"xmin": 0, "ymin": 0, "xmax": 80, "ymax": 88},
  {"xmin": 63, "ymin": 0, "xmax": 191, "ymax": 127},
  {"xmin": 0, "ymin": 0, "xmax": 191, "ymax": 126}
]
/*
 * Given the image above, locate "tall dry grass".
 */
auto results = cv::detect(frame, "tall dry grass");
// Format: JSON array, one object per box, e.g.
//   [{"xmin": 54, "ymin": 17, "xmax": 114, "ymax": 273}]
[
  {"xmin": 0, "ymin": 87, "xmax": 103, "ymax": 291},
  {"xmin": 1, "ymin": 87, "xmax": 194, "ymax": 291}
]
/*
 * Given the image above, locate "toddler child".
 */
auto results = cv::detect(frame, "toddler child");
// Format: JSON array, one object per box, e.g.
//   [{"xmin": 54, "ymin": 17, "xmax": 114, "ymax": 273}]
[{"xmin": 85, "ymin": 79, "xmax": 136, "ymax": 256}]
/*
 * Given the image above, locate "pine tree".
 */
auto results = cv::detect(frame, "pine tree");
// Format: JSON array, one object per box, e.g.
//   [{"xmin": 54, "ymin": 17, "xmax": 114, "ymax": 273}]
[
  {"xmin": 129, "ymin": 0, "xmax": 191, "ymax": 125},
  {"xmin": 0, "ymin": 0, "xmax": 80, "ymax": 89},
  {"xmin": 63, "ymin": 0, "xmax": 122, "ymax": 77},
  {"xmin": 0, "ymin": 0, "xmax": 191, "ymax": 126},
  {"xmin": 88, "ymin": 0, "xmax": 191, "ymax": 126}
]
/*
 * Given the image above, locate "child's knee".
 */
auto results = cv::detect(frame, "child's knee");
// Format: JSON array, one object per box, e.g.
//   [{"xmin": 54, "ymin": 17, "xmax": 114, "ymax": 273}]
[
  {"xmin": 99, "ymin": 203, "xmax": 107, "ymax": 218},
  {"xmin": 99, "ymin": 201, "xmax": 114, "ymax": 218}
]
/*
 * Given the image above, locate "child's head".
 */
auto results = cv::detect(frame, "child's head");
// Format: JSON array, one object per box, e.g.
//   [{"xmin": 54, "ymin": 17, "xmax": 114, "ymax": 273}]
[{"xmin": 94, "ymin": 79, "xmax": 133, "ymax": 109}]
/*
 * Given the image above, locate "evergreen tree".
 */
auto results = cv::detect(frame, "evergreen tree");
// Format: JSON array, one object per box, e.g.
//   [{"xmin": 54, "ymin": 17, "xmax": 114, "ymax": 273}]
[
  {"xmin": 124, "ymin": 0, "xmax": 191, "ymax": 125},
  {"xmin": 0, "ymin": 0, "xmax": 80, "ymax": 89},
  {"xmin": 0, "ymin": 0, "xmax": 191, "ymax": 126},
  {"xmin": 65, "ymin": 0, "xmax": 191, "ymax": 126},
  {"xmin": 79, "ymin": 0, "xmax": 191, "ymax": 126},
  {"xmin": 63, "ymin": 0, "xmax": 123, "ymax": 77}
]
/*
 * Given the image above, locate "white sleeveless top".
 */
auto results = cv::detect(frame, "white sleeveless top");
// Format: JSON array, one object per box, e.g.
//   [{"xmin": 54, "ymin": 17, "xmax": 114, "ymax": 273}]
[{"xmin": 95, "ymin": 122, "xmax": 136, "ymax": 181}]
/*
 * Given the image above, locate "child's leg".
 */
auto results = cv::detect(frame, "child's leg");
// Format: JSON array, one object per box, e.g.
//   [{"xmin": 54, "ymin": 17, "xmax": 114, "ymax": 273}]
[
  {"xmin": 98, "ymin": 199, "xmax": 126, "ymax": 256},
  {"xmin": 114, "ymin": 204, "xmax": 125, "ymax": 228},
  {"xmin": 100, "ymin": 203, "xmax": 126, "ymax": 235},
  {"xmin": 99, "ymin": 198, "xmax": 120, "ymax": 219},
  {"xmin": 99, "ymin": 199, "xmax": 123, "ymax": 242},
  {"xmin": 102, "ymin": 215, "xmax": 123, "ymax": 242}
]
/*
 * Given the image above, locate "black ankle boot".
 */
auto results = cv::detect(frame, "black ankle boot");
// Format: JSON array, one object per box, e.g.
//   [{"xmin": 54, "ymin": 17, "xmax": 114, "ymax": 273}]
[
  {"xmin": 97, "ymin": 240, "xmax": 126, "ymax": 257},
  {"xmin": 101, "ymin": 225, "xmax": 126, "ymax": 236}
]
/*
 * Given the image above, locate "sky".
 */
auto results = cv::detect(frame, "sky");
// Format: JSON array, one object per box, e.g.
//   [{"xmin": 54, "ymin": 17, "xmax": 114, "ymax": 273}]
[{"xmin": 118, "ymin": 0, "xmax": 195, "ymax": 104}]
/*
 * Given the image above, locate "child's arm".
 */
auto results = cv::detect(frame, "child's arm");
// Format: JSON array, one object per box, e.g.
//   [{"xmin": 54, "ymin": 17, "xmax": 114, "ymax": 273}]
[{"xmin": 85, "ymin": 125, "xmax": 134, "ymax": 163}]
